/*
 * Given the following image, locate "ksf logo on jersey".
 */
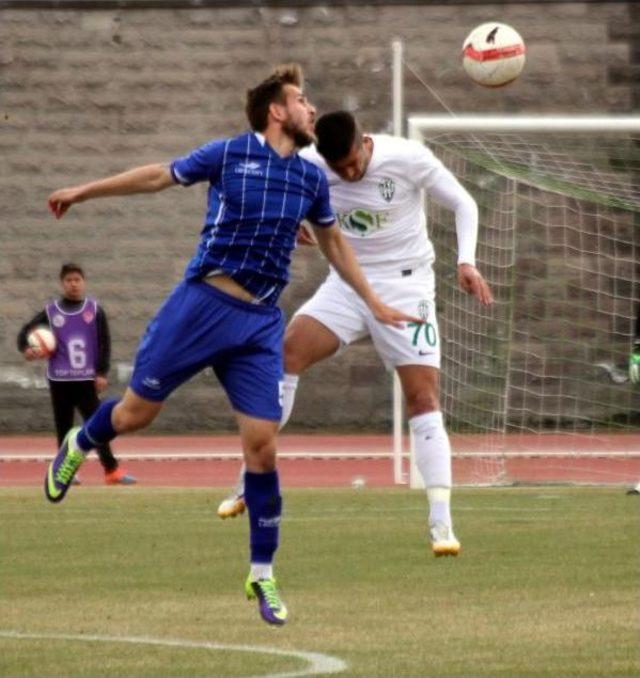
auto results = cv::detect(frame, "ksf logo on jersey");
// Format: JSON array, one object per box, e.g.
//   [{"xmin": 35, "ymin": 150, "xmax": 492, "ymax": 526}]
[
  {"xmin": 82, "ymin": 310, "xmax": 95, "ymax": 324},
  {"xmin": 52, "ymin": 314, "xmax": 65, "ymax": 328},
  {"xmin": 337, "ymin": 208, "xmax": 387, "ymax": 237},
  {"xmin": 234, "ymin": 161, "xmax": 264, "ymax": 177},
  {"xmin": 378, "ymin": 177, "xmax": 395, "ymax": 203}
]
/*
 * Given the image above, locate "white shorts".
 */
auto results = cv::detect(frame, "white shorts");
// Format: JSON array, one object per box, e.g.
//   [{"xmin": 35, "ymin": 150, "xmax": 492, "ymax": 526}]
[{"xmin": 294, "ymin": 264, "xmax": 440, "ymax": 371}]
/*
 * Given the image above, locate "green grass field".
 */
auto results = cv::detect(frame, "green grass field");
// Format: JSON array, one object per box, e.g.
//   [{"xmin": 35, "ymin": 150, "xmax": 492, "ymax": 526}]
[{"xmin": 1, "ymin": 487, "xmax": 638, "ymax": 677}]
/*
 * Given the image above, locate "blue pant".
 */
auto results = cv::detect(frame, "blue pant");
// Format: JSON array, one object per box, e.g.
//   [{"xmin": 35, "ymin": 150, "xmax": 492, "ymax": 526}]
[{"xmin": 130, "ymin": 280, "xmax": 284, "ymax": 421}]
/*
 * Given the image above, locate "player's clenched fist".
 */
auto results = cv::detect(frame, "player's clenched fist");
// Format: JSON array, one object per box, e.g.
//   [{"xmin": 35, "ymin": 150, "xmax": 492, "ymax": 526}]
[{"xmin": 48, "ymin": 187, "xmax": 84, "ymax": 219}]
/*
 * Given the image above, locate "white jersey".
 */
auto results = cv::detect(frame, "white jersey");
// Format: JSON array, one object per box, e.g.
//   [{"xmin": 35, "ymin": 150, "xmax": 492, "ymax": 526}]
[{"xmin": 300, "ymin": 134, "xmax": 478, "ymax": 272}]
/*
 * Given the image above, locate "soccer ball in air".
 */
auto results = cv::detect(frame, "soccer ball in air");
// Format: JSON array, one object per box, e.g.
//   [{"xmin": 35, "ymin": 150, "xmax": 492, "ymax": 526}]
[
  {"xmin": 27, "ymin": 326, "xmax": 56, "ymax": 357},
  {"xmin": 462, "ymin": 22, "xmax": 525, "ymax": 87}
]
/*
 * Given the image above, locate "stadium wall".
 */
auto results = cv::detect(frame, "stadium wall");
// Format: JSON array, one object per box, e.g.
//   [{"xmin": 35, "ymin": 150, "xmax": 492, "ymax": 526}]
[{"xmin": 0, "ymin": 1, "xmax": 637, "ymax": 433}]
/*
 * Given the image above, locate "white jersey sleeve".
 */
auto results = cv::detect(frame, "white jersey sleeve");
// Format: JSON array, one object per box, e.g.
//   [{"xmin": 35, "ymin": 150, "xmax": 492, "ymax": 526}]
[
  {"xmin": 426, "ymin": 167, "xmax": 478, "ymax": 266},
  {"xmin": 410, "ymin": 142, "xmax": 478, "ymax": 267}
]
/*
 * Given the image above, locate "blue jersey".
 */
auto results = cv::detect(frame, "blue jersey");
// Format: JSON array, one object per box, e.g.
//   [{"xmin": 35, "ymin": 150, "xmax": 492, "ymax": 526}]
[{"xmin": 171, "ymin": 131, "xmax": 335, "ymax": 305}]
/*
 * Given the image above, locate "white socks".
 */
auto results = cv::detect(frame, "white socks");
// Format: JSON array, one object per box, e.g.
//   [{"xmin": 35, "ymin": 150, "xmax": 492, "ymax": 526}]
[
  {"xmin": 279, "ymin": 373, "xmax": 299, "ymax": 430},
  {"xmin": 426, "ymin": 487, "xmax": 452, "ymax": 529},
  {"xmin": 250, "ymin": 563, "xmax": 273, "ymax": 581},
  {"xmin": 409, "ymin": 411, "xmax": 453, "ymax": 527}
]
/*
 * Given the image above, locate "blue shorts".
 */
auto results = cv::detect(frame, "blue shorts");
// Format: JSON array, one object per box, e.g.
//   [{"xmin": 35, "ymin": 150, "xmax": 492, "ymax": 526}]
[{"xmin": 130, "ymin": 280, "xmax": 284, "ymax": 421}]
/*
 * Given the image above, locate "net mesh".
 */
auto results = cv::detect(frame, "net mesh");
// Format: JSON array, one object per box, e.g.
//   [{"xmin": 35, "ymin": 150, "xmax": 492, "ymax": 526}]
[{"xmin": 419, "ymin": 128, "xmax": 640, "ymax": 484}]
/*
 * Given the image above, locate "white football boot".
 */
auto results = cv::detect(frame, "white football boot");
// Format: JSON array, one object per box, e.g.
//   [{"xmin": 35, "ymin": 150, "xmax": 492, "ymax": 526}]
[
  {"xmin": 217, "ymin": 473, "xmax": 246, "ymax": 519},
  {"xmin": 429, "ymin": 523, "xmax": 461, "ymax": 557}
]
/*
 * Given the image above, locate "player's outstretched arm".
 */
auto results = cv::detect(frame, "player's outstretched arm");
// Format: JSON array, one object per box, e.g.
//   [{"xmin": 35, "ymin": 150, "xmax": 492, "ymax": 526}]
[
  {"xmin": 423, "ymin": 163, "xmax": 493, "ymax": 307},
  {"xmin": 312, "ymin": 223, "xmax": 421, "ymax": 328},
  {"xmin": 48, "ymin": 163, "xmax": 174, "ymax": 219},
  {"xmin": 457, "ymin": 263, "xmax": 494, "ymax": 306}
]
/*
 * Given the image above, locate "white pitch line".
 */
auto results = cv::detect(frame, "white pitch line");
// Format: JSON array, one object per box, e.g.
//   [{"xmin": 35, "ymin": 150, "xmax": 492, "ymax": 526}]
[
  {"xmin": 0, "ymin": 630, "xmax": 347, "ymax": 678},
  {"xmin": 1, "ymin": 450, "xmax": 638, "ymax": 461},
  {"xmin": 0, "ymin": 451, "xmax": 390, "ymax": 461}
]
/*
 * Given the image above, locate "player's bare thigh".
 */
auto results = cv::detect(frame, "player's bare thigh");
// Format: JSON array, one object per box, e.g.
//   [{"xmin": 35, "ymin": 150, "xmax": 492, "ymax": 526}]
[
  {"xmin": 396, "ymin": 364, "xmax": 441, "ymax": 418},
  {"xmin": 112, "ymin": 387, "xmax": 163, "ymax": 432},
  {"xmin": 235, "ymin": 411, "xmax": 279, "ymax": 472},
  {"xmin": 284, "ymin": 314, "xmax": 341, "ymax": 374}
]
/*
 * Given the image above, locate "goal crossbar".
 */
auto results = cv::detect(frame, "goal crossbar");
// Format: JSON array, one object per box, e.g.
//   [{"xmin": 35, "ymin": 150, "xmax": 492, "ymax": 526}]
[{"xmin": 408, "ymin": 116, "xmax": 640, "ymax": 134}]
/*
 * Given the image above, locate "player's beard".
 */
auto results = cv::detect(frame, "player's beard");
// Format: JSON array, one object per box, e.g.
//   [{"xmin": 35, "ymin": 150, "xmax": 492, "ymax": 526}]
[{"xmin": 283, "ymin": 119, "xmax": 316, "ymax": 149}]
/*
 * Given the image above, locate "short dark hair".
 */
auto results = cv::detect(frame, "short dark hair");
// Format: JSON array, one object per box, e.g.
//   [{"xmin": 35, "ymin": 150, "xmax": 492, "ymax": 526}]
[
  {"xmin": 59, "ymin": 263, "xmax": 85, "ymax": 280},
  {"xmin": 245, "ymin": 63, "xmax": 304, "ymax": 132},
  {"xmin": 316, "ymin": 111, "xmax": 361, "ymax": 164}
]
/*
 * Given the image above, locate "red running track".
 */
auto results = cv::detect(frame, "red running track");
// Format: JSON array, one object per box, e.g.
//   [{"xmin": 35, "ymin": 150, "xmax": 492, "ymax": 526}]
[{"xmin": 1, "ymin": 434, "xmax": 639, "ymax": 487}]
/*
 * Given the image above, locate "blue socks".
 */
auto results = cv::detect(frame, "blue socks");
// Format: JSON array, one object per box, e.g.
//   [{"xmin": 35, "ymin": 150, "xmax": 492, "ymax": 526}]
[
  {"xmin": 76, "ymin": 398, "xmax": 119, "ymax": 452},
  {"xmin": 245, "ymin": 470, "xmax": 281, "ymax": 565}
]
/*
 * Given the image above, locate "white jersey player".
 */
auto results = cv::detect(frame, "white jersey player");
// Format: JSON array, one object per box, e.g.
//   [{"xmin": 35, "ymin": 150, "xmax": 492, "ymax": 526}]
[{"xmin": 218, "ymin": 111, "xmax": 494, "ymax": 557}]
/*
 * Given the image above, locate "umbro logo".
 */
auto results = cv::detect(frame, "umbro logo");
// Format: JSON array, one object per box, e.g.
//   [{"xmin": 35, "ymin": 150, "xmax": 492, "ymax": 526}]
[
  {"xmin": 143, "ymin": 376, "xmax": 161, "ymax": 390},
  {"xmin": 235, "ymin": 161, "xmax": 264, "ymax": 176}
]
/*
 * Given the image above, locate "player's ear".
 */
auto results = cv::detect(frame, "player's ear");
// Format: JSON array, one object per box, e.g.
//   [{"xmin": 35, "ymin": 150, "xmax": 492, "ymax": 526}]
[{"xmin": 268, "ymin": 100, "xmax": 287, "ymax": 124}]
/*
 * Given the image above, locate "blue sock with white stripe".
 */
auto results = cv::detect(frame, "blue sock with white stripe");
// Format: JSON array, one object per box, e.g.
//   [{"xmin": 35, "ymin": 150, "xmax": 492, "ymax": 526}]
[
  {"xmin": 245, "ymin": 470, "xmax": 281, "ymax": 570},
  {"xmin": 76, "ymin": 398, "xmax": 118, "ymax": 453}
]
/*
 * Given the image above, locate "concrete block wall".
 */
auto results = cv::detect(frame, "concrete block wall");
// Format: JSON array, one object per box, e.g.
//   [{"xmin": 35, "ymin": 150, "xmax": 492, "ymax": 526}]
[{"xmin": 0, "ymin": 2, "xmax": 636, "ymax": 433}]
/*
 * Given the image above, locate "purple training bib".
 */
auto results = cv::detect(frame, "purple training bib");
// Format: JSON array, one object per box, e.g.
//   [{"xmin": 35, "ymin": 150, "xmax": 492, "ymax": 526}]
[{"xmin": 45, "ymin": 298, "xmax": 99, "ymax": 381}]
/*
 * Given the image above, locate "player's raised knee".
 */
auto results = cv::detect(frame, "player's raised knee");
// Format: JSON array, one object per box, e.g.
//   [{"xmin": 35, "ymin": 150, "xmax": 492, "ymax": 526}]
[
  {"xmin": 245, "ymin": 436, "xmax": 278, "ymax": 472},
  {"xmin": 283, "ymin": 340, "xmax": 308, "ymax": 374},
  {"xmin": 406, "ymin": 392, "xmax": 440, "ymax": 417}
]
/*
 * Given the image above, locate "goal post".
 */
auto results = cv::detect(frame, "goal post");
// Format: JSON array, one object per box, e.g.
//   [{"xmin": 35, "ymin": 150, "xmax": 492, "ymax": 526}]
[{"xmin": 394, "ymin": 115, "xmax": 640, "ymax": 488}]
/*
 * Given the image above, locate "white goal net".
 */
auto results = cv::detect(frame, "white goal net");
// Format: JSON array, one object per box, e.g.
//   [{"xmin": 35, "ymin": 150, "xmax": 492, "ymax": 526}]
[{"xmin": 402, "ymin": 117, "xmax": 640, "ymax": 487}]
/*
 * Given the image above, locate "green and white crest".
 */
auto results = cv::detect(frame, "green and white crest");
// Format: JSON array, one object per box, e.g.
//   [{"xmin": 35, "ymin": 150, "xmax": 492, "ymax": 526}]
[
  {"xmin": 417, "ymin": 299, "xmax": 430, "ymax": 321},
  {"xmin": 378, "ymin": 177, "xmax": 395, "ymax": 202}
]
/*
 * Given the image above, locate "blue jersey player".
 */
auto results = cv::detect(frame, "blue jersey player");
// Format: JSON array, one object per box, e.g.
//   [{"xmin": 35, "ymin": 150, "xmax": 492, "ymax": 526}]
[{"xmin": 46, "ymin": 63, "xmax": 418, "ymax": 625}]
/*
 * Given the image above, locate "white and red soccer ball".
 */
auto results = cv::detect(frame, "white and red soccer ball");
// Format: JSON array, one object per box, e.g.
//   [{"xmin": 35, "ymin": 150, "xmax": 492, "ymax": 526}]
[
  {"xmin": 462, "ymin": 22, "xmax": 526, "ymax": 87},
  {"xmin": 27, "ymin": 327, "xmax": 57, "ymax": 358}
]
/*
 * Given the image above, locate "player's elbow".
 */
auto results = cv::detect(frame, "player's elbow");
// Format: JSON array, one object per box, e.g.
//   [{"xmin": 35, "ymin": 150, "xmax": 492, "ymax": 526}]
[
  {"xmin": 146, "ymin": 164, "xmax": 174, "ymax": 192},
  {"xmin": 456, "ymin": 194, "xmax": 478, "ymax": 224},
  {"xmin": 459, "ymin": 191, "xmax": 478, "ymax": 214}
]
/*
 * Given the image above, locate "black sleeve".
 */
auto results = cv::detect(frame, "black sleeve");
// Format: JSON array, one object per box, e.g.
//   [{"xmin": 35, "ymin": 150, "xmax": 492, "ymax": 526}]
[
  {"xmin": 17, "ymin": 309, "xmax": 49, "ymax": 352},
  {"xmin": 96, "ymin": 305, "xmax": 111, "ymax": 376}
]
